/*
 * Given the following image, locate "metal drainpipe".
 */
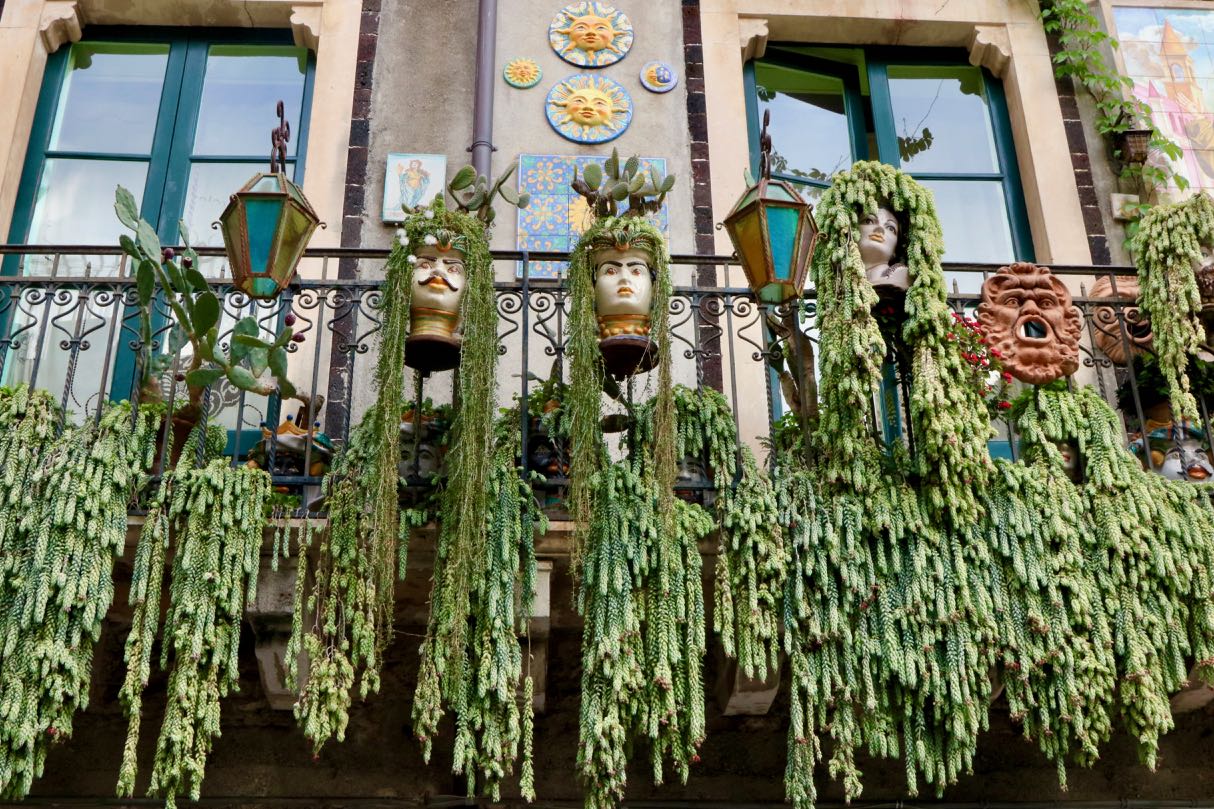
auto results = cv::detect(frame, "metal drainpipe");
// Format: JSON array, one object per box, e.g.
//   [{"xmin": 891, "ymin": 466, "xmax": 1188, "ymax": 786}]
[{"xmin": 470, "ymin": 0, "xmax": 497, "ymax": 176}]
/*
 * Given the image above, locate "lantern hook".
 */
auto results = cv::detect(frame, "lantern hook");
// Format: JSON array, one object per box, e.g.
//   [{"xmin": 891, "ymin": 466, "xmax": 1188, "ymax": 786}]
[
  {"xmin": 758, "ymin": 109, "xmax": 773, "ymax": 181},
  {"xmin": 270, "ymin": 100, "xmax": 290, "ymax": 174}
]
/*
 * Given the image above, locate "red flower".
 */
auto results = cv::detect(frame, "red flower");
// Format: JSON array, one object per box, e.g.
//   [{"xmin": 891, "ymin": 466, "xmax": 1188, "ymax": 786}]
[
  {"xmin": 997, "ymin": 401, "xmax": 1012, "ymax": 410},
  {"xmin": 1002, "ymin": 371, "xmax": 1013, "ymax": 382}
]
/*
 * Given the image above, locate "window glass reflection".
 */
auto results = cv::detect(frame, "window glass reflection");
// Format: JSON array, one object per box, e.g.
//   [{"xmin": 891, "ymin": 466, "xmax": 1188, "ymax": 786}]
[
  {"xmin": 193, "ymin": 46, "xmax": 307, "ymax": 156},
  {"xmin": 920, "ymin": 179, "xmax": 1016, "ymax": 290},
  {"xmin": 887, "ymin": 66, "xmax": 999, "ymax": 174},
  {"xmin": 755, "ymin": 62, "xmax": 853, "ymax": 183},
  {"xmin": 49, "ymin": 43, "xmax": 169, "ymax": 155}
]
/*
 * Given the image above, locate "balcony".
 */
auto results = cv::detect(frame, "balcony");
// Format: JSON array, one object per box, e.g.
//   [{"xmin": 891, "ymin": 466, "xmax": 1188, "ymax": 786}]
[{"xmin": 0, "ymin": 244, "xmax": 1194, "ymax": 494}]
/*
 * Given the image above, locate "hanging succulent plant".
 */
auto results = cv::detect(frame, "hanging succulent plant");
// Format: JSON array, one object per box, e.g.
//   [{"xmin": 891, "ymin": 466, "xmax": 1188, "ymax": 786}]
[
  {"xmin": 1132, "ymin": 192, "xmax": 1214, "ymax": 425},
  {"xmin": 296, "ymin": 173, "xmax": 508, "ymax": 762},
  {"xmin": 0, "ymin": 395, "xmax": 158, "ymax": 799},
  {"xmin": 118, "ymin": 457, "xmax": 272, "ymax": 807},
  {"xmin": 412, "ymin": 411, "xmax": 543, "ymax": 800}
]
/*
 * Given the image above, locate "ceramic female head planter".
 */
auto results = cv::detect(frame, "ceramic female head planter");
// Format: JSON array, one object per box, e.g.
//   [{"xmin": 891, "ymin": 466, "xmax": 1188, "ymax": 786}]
[
  {"xmin": 859, "ymin": 206, "xmax": 909, "ymax": 292},
  {"xmin": 592, "ymin": 245, "xmax": 655, "ymax": 338},
  {"xmin": 978, "ymin": 262, "xmax": 1083, "ymax": 386}
]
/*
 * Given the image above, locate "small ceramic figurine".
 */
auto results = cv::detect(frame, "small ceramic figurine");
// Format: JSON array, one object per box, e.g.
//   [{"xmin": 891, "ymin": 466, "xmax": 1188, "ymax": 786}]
[
  {"xmin": 859, "ymin": 207, "xmax": 909, "ymax": 292},
  {"xmin": 1130, "ymin": 416, "xmax": 1214, "ymax": 481},
  {"xmin": 978, "ymin": 262, "xmax": 1083, "ymax": 385},
  {"xmin": 593, "ymin": 246, "xmax": 654, "ymax": 338},
  {"xmin": 1054, "ymin": 440, "xmax": 1082, "ymax": 483}
]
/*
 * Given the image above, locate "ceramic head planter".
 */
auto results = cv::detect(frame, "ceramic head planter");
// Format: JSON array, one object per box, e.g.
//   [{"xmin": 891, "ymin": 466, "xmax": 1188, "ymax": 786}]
[
  {"xmin": 1090, "ymin": 274, "xmax": 1150, "ymax": 365},
  {"xmin": 858, "ymin": 205, "xmax": 909, "ymax": 293},
  {"xmin": 410, "ymin": 229, "xmax": 467, "ymax": 339},
  {"xmin": 978, "ymin": 262, "xmax": 1082, "ymax": 386},
  {"xmin": 591, "ymin": 234, "xmax": 658, "ymax": 338}
]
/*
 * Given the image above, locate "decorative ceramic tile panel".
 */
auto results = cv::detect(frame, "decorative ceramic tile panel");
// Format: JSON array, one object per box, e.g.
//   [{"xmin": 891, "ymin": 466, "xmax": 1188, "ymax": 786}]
[
  {"xmin": 1114, "ymin": 7, "xmax": 1214, "ymax": 192},
  {"xmin": 515, "ymin": 153, "xmax": 669, "ymax": 279}
]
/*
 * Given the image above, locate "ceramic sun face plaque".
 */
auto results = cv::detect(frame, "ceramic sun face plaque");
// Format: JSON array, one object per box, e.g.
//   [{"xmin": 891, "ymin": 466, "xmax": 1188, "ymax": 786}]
[
  {"xmin": 503, "ymin": 57, "xmax": 542, "ymax": 89},
  {"xmin": 977, "ymin": 262, "xmax": 1083, "ymax": 386},
  {"xmin": 639, "ymin": 61, "xmax": 678, "ymax": 93},
  {"xmin": 546, "ymin": 74, "xmax": 632, "ymax": 144},
  {"xmin": 548, "ymin": 2, "xmax": 634, "ymax": 68}
]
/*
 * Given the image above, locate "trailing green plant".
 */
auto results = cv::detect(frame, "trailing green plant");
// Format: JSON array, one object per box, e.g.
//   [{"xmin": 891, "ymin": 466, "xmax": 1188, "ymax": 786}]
[
  {"xmin": 1038, "ymin": 0, "xmax": 1188, "ymax": 225},
  {"xmin": 975, "ymin": 454, "xmax": 1116, "ymax": 785},
  {"xmin": 1014, "ymin": 383, "xmax": 1214, "ymax": 770},
  {"xmin": 412, "ymin": 410, "xmax": 543, "ymax": 800},
  {"xmin": 577, "ymin": 455, "xmax": 712, "ymax": 809},
  {"xmin": 117, "ymin": 459, "xmax": 272, "ymax": 807},
  {"xmin": 114, "ymin": 186, "xmax": 297, "ymax": 416},
  {"xmin": 0, "ymin": 386, "xmax": 61, "ymax": 558},
  {"xmin": 715, "ymin": 445, "xmax": 786, "ymax": 681},
  {"xmin": 295, "ymin": 185, "xmax": 503, "ymax": 754},
  {"xmin": 0, "ymin": 397, "xmax": 158, "ymax": 799},
  {"xmin": 774, "ymin": 162, "xmax": 999, "ymax": 808},
  {"xmin": 1132, "ymin": 193, "xmax": 1214, "ymax": 424}
]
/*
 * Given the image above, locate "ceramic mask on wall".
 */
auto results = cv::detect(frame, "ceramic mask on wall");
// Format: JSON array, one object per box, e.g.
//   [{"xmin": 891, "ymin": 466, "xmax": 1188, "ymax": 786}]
[
  {"xmin": 858, "ymin": 207, "xmax": 909, "ymax": 291},
  {"xmin": 593, "ymin": 246, "xmax": 653, "ymax": 338},
  {"xmin": 978, "ymin": 262, "xmax": 1083, "ymax": 385},
  {"xmin": 411, "ymin": 246, "xmax": 465, "ymax": 338}
]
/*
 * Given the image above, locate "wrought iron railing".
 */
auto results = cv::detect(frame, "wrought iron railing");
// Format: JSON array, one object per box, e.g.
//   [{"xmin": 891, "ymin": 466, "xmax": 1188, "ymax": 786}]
[{"xmin": 0, "ymin": 244, "xmax": 1201, "ymax": 507}]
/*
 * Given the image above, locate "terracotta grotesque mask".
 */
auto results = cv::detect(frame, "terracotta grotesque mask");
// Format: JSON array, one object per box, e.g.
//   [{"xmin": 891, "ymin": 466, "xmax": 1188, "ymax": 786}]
[
  {"xmin": 858, "ymin": 206, "xmax": 908, "ymax": 291},
  {"xmin": 1090, "ymin": 274, "xmax": 1150, "ymax": 365},
  {"xmin": 412, "ymin": 247, "xmax": 465, "ymax": 313},
  {"xmin": 593, "ymin": 246, "xmax": 654, "ymax": 337},
  {"xmin": 978, "ymin": 262, "xmax": 1082, "ymax": 385}
]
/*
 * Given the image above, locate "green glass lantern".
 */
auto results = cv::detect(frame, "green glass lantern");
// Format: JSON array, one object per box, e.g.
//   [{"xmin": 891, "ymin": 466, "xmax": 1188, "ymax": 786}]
[
  {"xmin": 722, "ymin": 111, "xmax": 818, "ymax": 304},
  {"xmin": 218, "ymin": 102, "xmax": 320, "ymax": 299}
]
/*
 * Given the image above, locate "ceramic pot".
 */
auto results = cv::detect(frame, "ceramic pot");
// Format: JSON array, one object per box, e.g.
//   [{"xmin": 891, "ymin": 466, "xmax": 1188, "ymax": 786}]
[{"xmin": 407, "ymin": 246, "xmax": 466, "ymax": 373}]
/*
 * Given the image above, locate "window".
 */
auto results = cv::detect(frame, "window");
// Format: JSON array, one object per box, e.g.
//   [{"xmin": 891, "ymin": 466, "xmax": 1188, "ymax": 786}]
[
  {"xmin": 744, "ymin": 47, "xmax": 1033, "ymax": 281},
  {"xmin": 4, "ymin": 28, "xmax": 314, "ymax": 401}
]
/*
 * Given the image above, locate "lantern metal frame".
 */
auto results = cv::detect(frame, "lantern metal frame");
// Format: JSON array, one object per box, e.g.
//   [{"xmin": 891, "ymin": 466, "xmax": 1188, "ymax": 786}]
[
  {"xmin": 721, "ymin": 109, "xmax": 818, "ymax": 304},
  {"xmin": 218, "ymin": 101, "xmax": 321, "ymax": 300}
]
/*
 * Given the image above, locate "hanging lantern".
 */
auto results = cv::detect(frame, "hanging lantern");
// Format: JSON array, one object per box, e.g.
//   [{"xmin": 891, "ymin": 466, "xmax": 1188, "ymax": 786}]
[
  {"xmin": 219, "ymin": 101, "xmax": 320, "ymax": 299},
  {"xmin": 722, "ymin": 110, "xmax": 818, "ymax": 304}
]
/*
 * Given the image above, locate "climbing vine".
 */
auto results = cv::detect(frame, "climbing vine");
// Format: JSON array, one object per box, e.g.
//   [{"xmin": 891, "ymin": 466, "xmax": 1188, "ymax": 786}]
[
  {"xmin": 0, "ymin": 394, "xmax": 158, "ymax": 799},
  {"xmin": 1133, "ymin": 193, "xmax": 1214, "ymax": 424},
  {"xmin": 1039, "ymin": 0, "xmax": 1188, "ymax": 225}
]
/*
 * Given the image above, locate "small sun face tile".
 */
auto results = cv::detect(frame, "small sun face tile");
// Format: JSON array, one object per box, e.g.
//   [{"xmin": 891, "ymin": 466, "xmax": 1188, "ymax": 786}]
[{"xmin": 503, "ymin": 57, "xmax": 543, "ymax": 89}]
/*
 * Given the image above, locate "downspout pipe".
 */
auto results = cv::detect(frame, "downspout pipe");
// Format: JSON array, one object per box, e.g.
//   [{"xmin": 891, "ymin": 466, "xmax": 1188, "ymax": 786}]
[{"xmin": 470, "ymin": 0, "xmax": 497, "ymax": 176}]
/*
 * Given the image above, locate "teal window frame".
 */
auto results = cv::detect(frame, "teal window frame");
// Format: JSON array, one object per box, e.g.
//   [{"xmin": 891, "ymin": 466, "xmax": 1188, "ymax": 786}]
[{"xmin": 5, "ymin": 27, "xmax": 314, "ymax": 453}]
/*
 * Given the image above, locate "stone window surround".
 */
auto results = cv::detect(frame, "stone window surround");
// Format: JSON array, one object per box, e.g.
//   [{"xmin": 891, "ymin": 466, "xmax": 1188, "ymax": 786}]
[
  {"xmin": 0, "ymin": 0, "xmax": 358, "ymax": 262},
  {"xmin": 701, "ymin": 0, "xmax": 1094, "ymax": 265}
]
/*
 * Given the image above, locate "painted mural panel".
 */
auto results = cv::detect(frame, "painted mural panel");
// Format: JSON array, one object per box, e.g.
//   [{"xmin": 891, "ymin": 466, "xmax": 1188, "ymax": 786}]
[{"xmin": 1116, "ymin": 6, "xmax": 1214, "ymax": 192}]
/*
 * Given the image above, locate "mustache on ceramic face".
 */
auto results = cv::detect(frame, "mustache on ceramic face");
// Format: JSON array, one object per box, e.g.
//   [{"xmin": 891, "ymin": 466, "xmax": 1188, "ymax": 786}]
[{"xmin": 418, "ymin": 272, "xmax": 461, "ymax": 292}]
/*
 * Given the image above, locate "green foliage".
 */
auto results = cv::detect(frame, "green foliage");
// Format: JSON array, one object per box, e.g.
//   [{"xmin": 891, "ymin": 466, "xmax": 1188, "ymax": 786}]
[
  {"xmin": 117, "ymin": 461, "xmax": 272, "ymax": 807},
  {"xmin": 577, "ymin": 457, "xmax": 712, "ymax": 809},
  {"xmin": 114, "ymin": 186, "xmax": 296, "ymax": 409},
  {"xmin": 572, "ymin": 148, "xmax": 675, "ymax": 219},
  {"xmin": 412, "ymin": 412, "xmax": 544, "ymax": 800},
  {"xmin": 1132, "ymin": 193, "xmax": 1214, "ymax": 423},
  {"xmin": 447, "ymin": 162, "xmax": 530, "ymax": 226},
  {"xmin": 1015, "ymin": 385, "xmax": 1214, "ymax": 769},
  {"xmin": 0, "ymin": 393, "xmax": 158, "ymax": 799},
  {"xmin": 295, "ymin": 201, "xmax": 500, "ymax": 761}
]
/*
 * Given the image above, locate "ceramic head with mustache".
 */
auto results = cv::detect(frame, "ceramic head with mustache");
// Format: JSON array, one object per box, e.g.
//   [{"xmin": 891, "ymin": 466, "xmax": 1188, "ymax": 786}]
[
  {"xmin": 412, "ymin": 228, "xmax": 467, "ymax": 314},
  {"xmin": 978, "ymin": 262, "xmax": 1082, "ymax": 385}
]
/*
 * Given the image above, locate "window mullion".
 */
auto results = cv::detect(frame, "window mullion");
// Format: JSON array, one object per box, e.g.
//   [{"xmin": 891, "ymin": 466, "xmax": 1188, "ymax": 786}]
[
  {"xmin": 141, "ymin": 39, "xmax": 190, "ymax": 239},
  {"xmin": 155, "ymin": 38, "xmax": 210, "ymax": 245},
  {"xmin": 866, "ymin": 59, "xmax": 901, "ymax": 168}
]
